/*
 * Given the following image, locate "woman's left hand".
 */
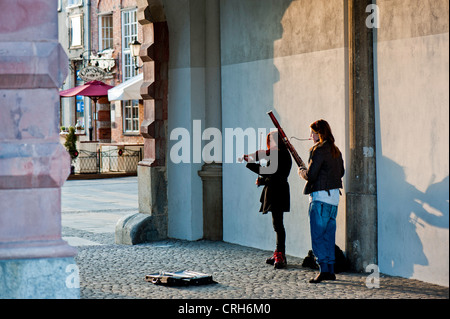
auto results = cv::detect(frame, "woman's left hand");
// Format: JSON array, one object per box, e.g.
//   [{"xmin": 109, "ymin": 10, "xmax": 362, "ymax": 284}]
[{"xmin": 239, "ymin": 154, "xmax": 251, "ymax": 162}]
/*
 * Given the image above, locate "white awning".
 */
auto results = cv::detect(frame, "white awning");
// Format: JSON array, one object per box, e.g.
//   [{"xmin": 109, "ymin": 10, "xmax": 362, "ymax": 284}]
[{"xmin": 108, "ymin": 73, "xmax": 143, "ymax": 101}]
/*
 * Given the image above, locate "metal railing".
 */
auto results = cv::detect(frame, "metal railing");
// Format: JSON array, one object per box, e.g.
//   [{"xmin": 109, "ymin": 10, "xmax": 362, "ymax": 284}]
[{"xmin": 74, "ymin": 146, "xmax": 142, "ymax": 174}]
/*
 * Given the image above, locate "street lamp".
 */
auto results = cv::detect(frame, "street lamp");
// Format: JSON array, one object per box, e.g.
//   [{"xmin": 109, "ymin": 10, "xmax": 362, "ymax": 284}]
[{"xmin": 129, "ymin": 39, "xmax": 143, "ymax": 70}]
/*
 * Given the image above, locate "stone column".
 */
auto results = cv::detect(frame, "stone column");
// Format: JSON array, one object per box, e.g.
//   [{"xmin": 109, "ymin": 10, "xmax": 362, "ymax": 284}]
[
  {"xmin": 198, "ymin": 0, "xmax": 223, "ymax": 241},
  {"xmin": 115, "ymin": 1, "xmax": 169, "ymax": 245},
  {"xmin": 0, "ymin": 1, "xmax": 79, "ymax": 298},
  {"xmin": 346, "ymin": 0, "xmax": 378, "ymax": 272}
]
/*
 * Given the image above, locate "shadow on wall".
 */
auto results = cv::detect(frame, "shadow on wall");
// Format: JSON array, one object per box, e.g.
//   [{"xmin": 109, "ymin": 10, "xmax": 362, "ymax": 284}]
[
  {"xmin": 221, "ymin": 0, "xmax": 294, "ymax": 249},
  {"xmin": 378, "ymin": 156, "xmax": 449, "ymax": 277}
]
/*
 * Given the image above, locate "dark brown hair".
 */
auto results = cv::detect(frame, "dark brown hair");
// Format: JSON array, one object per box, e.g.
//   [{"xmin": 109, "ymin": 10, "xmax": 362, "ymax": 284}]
[
  {"xmin": 310, "ymin": 119, "xmax": 341, "ymax": 158},
  {"xmin": 266, "ymin": 130, "xmax": 287, "ymax": 152}
]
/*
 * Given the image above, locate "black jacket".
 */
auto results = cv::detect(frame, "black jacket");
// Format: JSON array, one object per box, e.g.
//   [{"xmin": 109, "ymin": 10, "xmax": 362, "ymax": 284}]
[
  {"xmin": 246, "ymin": 149, "xmax": 292, "ymax": 214},
  {"xmin": 299, "ymin": 141, "xmax": 344, "ymax": 195}
]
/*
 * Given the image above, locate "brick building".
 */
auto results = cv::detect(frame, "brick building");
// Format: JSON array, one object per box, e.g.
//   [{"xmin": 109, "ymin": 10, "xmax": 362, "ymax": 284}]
[{"xmin": 91, "ymin": 0, "xmax": 144, "ymax": 144}]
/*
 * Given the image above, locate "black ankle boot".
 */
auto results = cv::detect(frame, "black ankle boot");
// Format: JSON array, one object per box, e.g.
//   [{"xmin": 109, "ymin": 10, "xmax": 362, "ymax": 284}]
[
  {"xmin": 309, "ymin": 263, "xmax": 329, "ymax": 283},
  {"xmin": 266, "ymin": 256, "xmax": 275, "ymax": 265},
  {"xmin": 309, "ymin": 272, "xmax": 329, "ymax": 283},
  {"xmin": 274, "ymin": 251, "xmax": 287, "ymax": 269},
  {"xmin": 266, "ymin": 250, "xmax": 277, "ymax": 265}
]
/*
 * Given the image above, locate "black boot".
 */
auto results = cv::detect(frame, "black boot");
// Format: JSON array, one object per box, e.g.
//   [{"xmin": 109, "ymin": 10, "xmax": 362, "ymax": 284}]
[
  {"xmin": 309, "ymin": 263, "xmax": 329, "ymax": 283},
  {"xmin": 309, "ymin": 272, "xmax": 330, "ymax": 283},
  {"xmin": 266, "ymin": 250, "xmax": 277, "ymax": 265},
  {"xmin": 274, "ymin": 251, "xmax": 287, "ymax": 269}
]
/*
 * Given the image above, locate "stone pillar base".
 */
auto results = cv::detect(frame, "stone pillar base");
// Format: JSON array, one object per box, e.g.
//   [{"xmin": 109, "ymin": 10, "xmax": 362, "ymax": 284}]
[
  {"xmin": 346, "ymin": 193, "xmax": 378, "ymax": 272},
  {"xmin": 115, "ymin": 165, "xmax": 167, "ymax": 245},
  {"xmin": 198, "ymin": 163, "xmax": 223, "ymax": 241},
  {"xmin": 115, "ymin": 213, "xmax": 166, "ymax": 245},
  {"xmin": 0, "ymin": 257, "xmax": 79, "ymax": 299}
]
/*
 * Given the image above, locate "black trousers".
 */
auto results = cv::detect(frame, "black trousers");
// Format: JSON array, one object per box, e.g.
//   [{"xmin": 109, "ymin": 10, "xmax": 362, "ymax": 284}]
[{"xmin": 271, "ymin": 211, "xmax": 286, "ymax": 253}]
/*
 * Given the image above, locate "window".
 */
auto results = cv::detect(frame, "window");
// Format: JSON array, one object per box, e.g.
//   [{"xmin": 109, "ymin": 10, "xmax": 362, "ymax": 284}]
[
  {"xmin": 67, "ymin": 0, "xmax": 82, "ymax": 8},
  {"xmin": 121, "ymin": 9, "xmax": 138, "ymax": 81},
  {"xmin": 99, "ymin": 14, "xmax": 113, "ymax": 51},
  {"xmin": 123, "ymin": 100, "xmax": 139, "ymax": 133},
  {"xmin": 69, "ymin": 15, "xmax": 83, "ymax": 48}
]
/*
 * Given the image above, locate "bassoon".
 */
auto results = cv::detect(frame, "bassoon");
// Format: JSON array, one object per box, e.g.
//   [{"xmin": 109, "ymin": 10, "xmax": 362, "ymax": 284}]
[{"xmin": 267, "ymin": 111, "xmax": 305, "ymax": 167}]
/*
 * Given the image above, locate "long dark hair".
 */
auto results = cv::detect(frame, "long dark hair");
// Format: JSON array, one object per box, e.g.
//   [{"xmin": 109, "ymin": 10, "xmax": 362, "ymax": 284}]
[
  {"xmin": 310, "ymin": 119, "xmax": 341, "ymax": 158},
  {"xmin": 266, "ymin": 130, "xmax": 287, "ymax": 152}
]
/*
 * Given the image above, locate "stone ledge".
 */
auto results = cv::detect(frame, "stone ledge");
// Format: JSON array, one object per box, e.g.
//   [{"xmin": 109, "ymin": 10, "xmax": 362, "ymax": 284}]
[
  {"xmin": 0, "ymin": 142, "xmax": 70, "ymax": 189},
  {"xmin": 0, "ymin": 239, "xmax": 77, "ymax": 260},
  {"xmin": 0, "ymin": 42, "xmax": 68, "ymax": 89}
]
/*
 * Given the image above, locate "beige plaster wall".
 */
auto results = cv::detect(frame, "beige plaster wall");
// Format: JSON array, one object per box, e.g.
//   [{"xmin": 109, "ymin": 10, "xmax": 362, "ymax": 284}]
[
  {"xmin": 375, "ymin": 0, "xmax": 449, "ymax": 286},
  {"xmin": 221, "ymin": 0, "xmax": 348, "ymax": 258}
]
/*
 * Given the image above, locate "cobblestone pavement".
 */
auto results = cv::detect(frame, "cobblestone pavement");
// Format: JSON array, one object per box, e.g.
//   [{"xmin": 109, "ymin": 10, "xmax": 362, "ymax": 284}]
[
  {"xmin": 61, "ymin": 177, "xmax": 449, "ymax": 301},
  {"xmin": 62, "ymin": 228, "xmax": 448, "ymax": 300}
]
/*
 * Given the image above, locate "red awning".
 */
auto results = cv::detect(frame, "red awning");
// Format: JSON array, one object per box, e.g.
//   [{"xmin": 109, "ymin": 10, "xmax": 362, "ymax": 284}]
[{"xmin": 59, "ymin": 80, "xmax": 114, "ymax": 98}]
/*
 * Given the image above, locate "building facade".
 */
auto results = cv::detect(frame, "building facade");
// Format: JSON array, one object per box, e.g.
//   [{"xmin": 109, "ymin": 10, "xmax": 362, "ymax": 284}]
[
  {"xmin": 58, "ymin": 0, "xmax": 92, "ymax": 136},
  {"xmin": 125, "ymin": 0, "xmax": 448, "ymax": 287}
]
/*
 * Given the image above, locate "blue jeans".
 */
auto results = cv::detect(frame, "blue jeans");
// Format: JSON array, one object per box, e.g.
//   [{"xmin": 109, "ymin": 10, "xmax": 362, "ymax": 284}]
[{"xmin": 309, "ymin": 201, "xmax": 338, "ymax": 272}]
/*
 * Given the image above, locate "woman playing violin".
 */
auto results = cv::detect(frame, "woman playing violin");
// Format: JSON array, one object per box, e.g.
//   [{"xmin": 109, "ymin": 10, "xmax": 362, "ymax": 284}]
[{"xmin": 242, "ymin": 131, "xmax": 292, "ymax": 269}]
